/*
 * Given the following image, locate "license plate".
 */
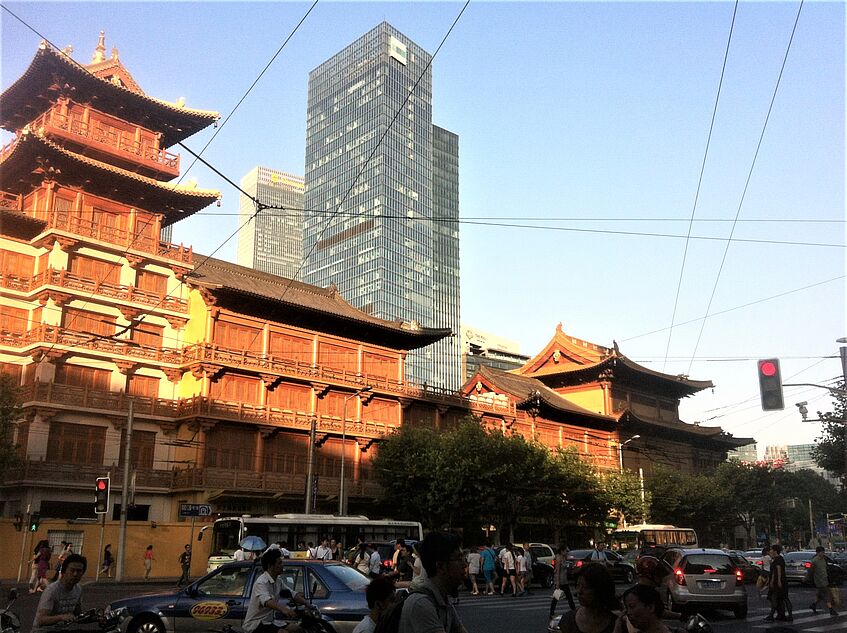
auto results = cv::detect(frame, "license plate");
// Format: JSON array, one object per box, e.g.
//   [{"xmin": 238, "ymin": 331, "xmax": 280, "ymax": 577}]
[{"xmin": 696, "ymin": 580, "xmax": 726, "ymax": 590}]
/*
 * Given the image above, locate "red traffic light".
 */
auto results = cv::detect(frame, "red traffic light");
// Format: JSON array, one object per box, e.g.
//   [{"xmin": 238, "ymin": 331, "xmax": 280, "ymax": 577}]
[
  {"xmin": 97, "ymin": 480, "xmax": 107, "ymax": 490},
  {"xmin": 759, "ymin": 360, "xmax": 778, "ymax": 377}
]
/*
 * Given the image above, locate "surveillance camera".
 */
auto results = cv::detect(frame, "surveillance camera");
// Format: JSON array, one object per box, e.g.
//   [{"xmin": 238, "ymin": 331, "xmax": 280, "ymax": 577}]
[{"xmin": 795, "ymin": 401, "xmax": 808, "ymax": 408}]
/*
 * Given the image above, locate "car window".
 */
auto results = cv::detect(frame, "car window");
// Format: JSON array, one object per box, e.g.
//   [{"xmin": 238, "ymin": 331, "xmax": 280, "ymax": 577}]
[
  {"xmin": 281, "ymin": 566, "xmax": 306, "ymax": 595},
  {"xmin": 683, "ymin": 555, "xmax": 733, "ymax": 574},
  {"xmin": 324, "ymin": 564, "xmax": 371, "ymax": 591},
  {"xmin": 196, "ymin": 566, "xmax": 252, "ymax": 597},
  {"xmin": 308, "ymin": 569, "xmax": 330, "ymax": 599},
  {"xmin": 569, "ymin": 550, "xmax": 593, "ymax": 559},
  {"xmin": 606, "ymin": 551, "xmax": 622, "ymax": 562},
  {"xmin": 530, "ymin": 546, "xmax": 550, "ymax": 558},
  {"xmin": 590, "ymin": 551, "xmax": 603, "ymax": 561}
]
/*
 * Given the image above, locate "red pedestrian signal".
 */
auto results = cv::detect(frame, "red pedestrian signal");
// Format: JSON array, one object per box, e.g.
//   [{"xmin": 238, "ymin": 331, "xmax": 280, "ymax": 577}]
[
  {"xmin": 95, "ymin": 476, "xmax": 110, "ymax": 514},
  {"xmin": 757, "ymin": 358, "xmax": 784, "ymax": 411}
]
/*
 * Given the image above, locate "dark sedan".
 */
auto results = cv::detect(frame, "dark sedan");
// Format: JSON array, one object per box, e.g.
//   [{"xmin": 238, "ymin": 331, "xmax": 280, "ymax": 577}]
[
  {"xmin": 567, "ymin": 549, "xmax": 635, "ymax": 584},
  {"xmin": 727, "ymin": 550, "xmax": 761, "ymax": 584},
  {"xmin": 783, "ymin": 551, "xmax": 845, "ymax": 586},
  {"xmin": 108, "ymin": 559, "xmax": 370, "ymax": 633}
]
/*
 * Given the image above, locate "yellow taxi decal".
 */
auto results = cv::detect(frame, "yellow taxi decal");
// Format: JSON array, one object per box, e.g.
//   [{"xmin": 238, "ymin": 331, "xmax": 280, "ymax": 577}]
[{"xmin": 190, "ymin": 601, "xmax": 229, "ymax": 620}]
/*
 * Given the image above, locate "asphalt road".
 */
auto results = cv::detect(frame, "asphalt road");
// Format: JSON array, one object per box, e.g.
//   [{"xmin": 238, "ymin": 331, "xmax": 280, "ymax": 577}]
[{"xmin": 5, "ymin": 579, "xmax": 845, "ymax": 633}]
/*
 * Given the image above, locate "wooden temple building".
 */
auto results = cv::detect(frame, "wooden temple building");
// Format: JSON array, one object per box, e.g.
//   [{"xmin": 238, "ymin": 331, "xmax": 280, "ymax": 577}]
[{"xmin": 0, "ymin": 36, "xmax": 749, "ymax": 535}]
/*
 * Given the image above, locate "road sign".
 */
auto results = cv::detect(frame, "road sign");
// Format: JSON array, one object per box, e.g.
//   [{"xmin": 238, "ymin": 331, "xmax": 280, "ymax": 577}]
[{"xmin": 179, "ymin": 503, "xmax": 212, "ymax": 517}]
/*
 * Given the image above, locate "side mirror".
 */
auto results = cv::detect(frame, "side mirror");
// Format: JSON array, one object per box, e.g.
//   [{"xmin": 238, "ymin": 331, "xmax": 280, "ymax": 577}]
[{"xmin": 8, "ymin": 588, "xmax": 18, "ymax": 601}]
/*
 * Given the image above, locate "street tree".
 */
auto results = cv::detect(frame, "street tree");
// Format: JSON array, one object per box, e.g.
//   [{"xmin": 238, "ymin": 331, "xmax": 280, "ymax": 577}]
[{"xmin": 812, "ymin": 378, "xmax": 846, "ymax": 489}]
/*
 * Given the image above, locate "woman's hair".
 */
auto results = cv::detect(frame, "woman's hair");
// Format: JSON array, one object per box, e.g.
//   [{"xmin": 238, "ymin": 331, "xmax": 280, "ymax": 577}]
[
  {"xmin": 147, "ymin": 545, "xmax": 153, "ymax": 550},
  {"xmin": 578, "ymin": 563, "xmax": 619, "ymax": 612},
  {"xmin": 623, "ymin": 584, "xmax": 664, "ymax": 618}
]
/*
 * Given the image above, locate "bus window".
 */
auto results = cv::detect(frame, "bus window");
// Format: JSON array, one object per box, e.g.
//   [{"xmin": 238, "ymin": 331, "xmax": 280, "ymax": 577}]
[{"xmin": 212, "ymin": 520, "xmax": 241, "ymax": 556}]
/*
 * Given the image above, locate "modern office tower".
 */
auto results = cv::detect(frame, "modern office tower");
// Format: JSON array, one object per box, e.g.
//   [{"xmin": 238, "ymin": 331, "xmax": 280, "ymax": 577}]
[
  {"xmin": 461, "ymin": 326, "xmax": 530, "ymax": 380},
  {"xmin": 236, "ymin": 166, "xmax": 305, "ymax": 279},
  {"xmin": 304, "ymin": 22, "xmax": 461, "ymax": 389}
]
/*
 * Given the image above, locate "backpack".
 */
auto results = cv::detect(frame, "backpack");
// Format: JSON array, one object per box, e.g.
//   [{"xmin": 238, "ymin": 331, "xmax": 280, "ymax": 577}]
[{"xmin": 373, "ymin": 585, "xmax": 440, "ymax": 633}]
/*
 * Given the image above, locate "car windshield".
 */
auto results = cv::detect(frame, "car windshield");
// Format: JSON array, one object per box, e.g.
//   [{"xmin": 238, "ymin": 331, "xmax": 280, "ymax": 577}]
[
  {"xmin": 683, "ymin": 555, "xmax": 734, "ymax": 574},
  {"xmin": 324, "ymin": 564, "xmax": 370, "ymax": 591},
  {"xmin": 568, "ymin": 550, "xmax": 594, "ymax": 559}
]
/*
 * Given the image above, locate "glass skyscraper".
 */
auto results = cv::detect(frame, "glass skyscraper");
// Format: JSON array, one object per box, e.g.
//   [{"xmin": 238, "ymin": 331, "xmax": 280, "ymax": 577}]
[
  {"xmin": 304, "ymin": 22, "xmax": 461, "ymax": 389},
  {"xmin": 236, "ymin": 166, "xmax": 305, "ymax": 279}
]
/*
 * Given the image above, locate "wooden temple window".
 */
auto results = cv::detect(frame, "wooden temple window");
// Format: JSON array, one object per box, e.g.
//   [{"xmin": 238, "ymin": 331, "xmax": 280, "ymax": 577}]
[
  {"xmin": 263, "ymin": 433, "xmax": 309, "ymax": 474},
  {"xmin": 54, "ymin": 363, "xmax": 112, "ymax": 391},
  {"xmin": 319, "ymin": 391, "xmax": 346, "ymax": 417},
  {"xmin": 131, "ymin": 323, "xmax": 164, "ymax": 348},
  {"xmin": 52, "ymin": 195, "xmax": 75, "ymax": 215},
  {"xmin": 127, "ymin": 374, "xmax": 161, "ymax": 398},
  {"xmin": 214, "ymin": 321, "xmax": 262, "ymax": 353},
  {"xmin": 0, "ymin": 305, "xmax": 28, "ymax": 334},
  {"xmin": 68, "ymin": 254, "xmax": 121, "ymax": 285},
  {"xmin": 266, "ymin": 382, "xmax": 311, "ymax": 411},
  {"xmin": 62, "ymin": 306, "xmax": 116, "ymax": 337},
  {"xmin": 363, "ymin": 398, "xmax": 397, "ymax": 424},
  {"xmin": 119, "ymin": 429, "xmax": 156, "ymax": 469},
  {"xmin": 0, "ymin": 249, "xmax": 35, "ymax": 278},
  {"xmin": 136, "ymin": 270, "xmax": 168, "ymax": 295},
  {"xmin": 205, "ymin": 425, "xmax": 256, "ymax": 471},
  {"xmin": 210, "ymin": 374, "xmax": 261, "ymax": 405},
  {"xmin": 268, "ymin": 331, "xmax": 311, "ymax": 362},
  {"xmin": 362, "ymin": 352, "xmax": 397, "ymax": 379},
  {"xmin": 318, "ymin": 341, "xmax": 357, "ymax": 372},
  {"xmin": 46, "ymin": 421, "xmax": 106, "ymax": 466},
  {"xmin": 0, "ymin": 362, "xmax": 22, "ymax": 382}
]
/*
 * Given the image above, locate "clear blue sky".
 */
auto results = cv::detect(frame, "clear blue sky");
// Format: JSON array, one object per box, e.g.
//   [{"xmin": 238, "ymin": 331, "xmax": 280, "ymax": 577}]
[{"xmin": 2, "ymin": 1, "xmax": 844, "ymax": 455}]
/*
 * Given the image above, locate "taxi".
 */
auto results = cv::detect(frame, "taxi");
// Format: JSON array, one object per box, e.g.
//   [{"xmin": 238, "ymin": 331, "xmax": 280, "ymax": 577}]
[{"xmin": 108, "ymin": 559, "xmax": 370, "ymax": 633}]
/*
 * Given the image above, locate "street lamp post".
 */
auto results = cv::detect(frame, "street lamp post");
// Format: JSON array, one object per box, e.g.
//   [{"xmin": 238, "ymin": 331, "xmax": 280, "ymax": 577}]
[
  {"xmin": 339, "ymin": 386, "xmax": 371, "ymax": 516},
  {"xmin": 618, "ymin": 434, "xmax": 641, "ymax": 473}
]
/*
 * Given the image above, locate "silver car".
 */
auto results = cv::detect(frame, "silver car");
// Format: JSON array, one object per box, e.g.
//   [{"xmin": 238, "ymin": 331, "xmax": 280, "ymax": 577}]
[{"xmin": 661, "ymin": 548, "xmax": 747, "ymax": 619}]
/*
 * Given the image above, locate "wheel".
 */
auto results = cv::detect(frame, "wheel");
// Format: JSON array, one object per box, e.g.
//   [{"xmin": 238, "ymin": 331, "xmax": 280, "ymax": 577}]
[
  {"xmin": 623, "ymin": 569, "xmax": 635, "ymax": 584},
  {"xmin": 130, "ymin": 616, "xmax": 165, "ymax": 633},
  {"xmin": 543, "ymin": 572, "xmax": 554, "ymax": 589},
  {"xmin": 733, "ymin": 604, "xmax": 748, "ymax": 619}
]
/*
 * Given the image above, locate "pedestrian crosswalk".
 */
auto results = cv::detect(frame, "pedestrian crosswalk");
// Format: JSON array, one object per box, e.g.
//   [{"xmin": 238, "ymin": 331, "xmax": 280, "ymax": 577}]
[{"xmin": 454, "ymin": 590, "xmax": 554, "ymax": 613}]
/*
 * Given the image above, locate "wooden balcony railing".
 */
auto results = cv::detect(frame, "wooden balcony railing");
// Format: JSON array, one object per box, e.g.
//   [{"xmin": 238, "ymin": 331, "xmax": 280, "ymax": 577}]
[
  {"xmin": 171, "ymin": 467, "xmax": 381, "ymax": 498},
  {"xmin": 0, "ymin": 267, "xmax": 188, "ymax": 313},
  {"xmin": 1, "ymin": 459, "xmax": 174, "ymax": 489},
  {"xmin": 0, "ymin": 190, "xmax": 22, "ymax": 210},
  {"xmin": 1, "ymin": 324, "xmax": 183, "ymax": 365},
  {"xmin": 38, "ymin": 210, "xmax": 193, "ymax": 265},
  {"xmin": 30, "ymin": 108, "xmax": 180, "ymax": 177},
  {"xmin": 19, "ymin": 381, "xmax": 181, "ymax": 418}
]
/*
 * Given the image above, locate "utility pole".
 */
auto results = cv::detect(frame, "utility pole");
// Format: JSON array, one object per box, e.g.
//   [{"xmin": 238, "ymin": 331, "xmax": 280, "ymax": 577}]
[
  {"xmin": 305, "ymin": 418, "xmax": 316, "ymax": 514},
  {"xmin": 116, "ymin": 400, "xmax": 132, "ymax": 581}
]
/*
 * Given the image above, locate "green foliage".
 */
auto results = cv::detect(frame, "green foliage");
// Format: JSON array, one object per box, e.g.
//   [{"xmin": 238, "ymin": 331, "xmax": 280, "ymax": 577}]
[
  {"xmin": 812, "ymin": 379, "xmax": 846, "ymax": 484},
  {"xmin": 0, "ymin": 374, "xmax": 21, "ymax": 471}
]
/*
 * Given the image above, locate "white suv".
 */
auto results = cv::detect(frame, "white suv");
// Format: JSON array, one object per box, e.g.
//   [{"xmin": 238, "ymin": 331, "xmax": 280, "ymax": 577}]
[{"xmin": 528, "ymin": 543, "xmax": 555, "ymax": 565}]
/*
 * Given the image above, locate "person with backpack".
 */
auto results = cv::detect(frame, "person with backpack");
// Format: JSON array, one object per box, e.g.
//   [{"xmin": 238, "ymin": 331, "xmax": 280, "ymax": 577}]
[{"xmin": 384, "ymin": 531, "xmax": 467, "ymax": 633}]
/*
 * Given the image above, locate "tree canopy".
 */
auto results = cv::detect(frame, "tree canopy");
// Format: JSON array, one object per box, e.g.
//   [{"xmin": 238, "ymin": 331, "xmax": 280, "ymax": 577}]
[
  {"xmin": 812, "ymin": 378, "xmax": 846, "ymax": 487},
  {"xmin": 0, "ymin": 374, "xmax": 21, "ymax": 471}
]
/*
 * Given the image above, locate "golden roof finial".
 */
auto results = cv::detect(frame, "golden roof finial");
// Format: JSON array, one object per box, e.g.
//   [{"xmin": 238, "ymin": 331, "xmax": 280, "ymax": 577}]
[
  {"xmin": 111, "ymin": 46, "xmax": 119, "ymax": 61},
  {"xmin": 92, "ymin": 30, "xmax": 106, "ymax": 63}
]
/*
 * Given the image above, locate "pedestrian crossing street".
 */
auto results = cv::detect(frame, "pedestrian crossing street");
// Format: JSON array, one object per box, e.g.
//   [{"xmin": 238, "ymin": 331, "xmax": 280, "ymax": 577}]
[{"xmin": 453, "ymin": 590, "xmax": 847, "ymax": 632}]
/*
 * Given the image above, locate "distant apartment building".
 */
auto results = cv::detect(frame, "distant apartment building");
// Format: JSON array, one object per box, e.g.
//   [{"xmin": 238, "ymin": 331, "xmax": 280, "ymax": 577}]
[
  {"xmin": 236, "ymin": 167, "xmax": 304, "ymax": 279},
  {"xmin": 461, "ymin": 325, "xmax": 529, "ymax": 379},
  {"xmin": 763, "ymin": 444, "xmax": 840, "ymax": 485},
  {"xmin": 728, "ymin": 443, "xmax": 758, "ymax": 463},
  {"xmin": 303, "ymin": 22, "xmax": 461, "ymax": 390}
]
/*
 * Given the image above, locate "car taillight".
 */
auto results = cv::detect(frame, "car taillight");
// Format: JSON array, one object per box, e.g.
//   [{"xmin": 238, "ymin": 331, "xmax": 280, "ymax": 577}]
[
  {"xmin": 735, "ymin": 569, "xmax": 743, "ymax": 583},
  {"xmin": 755, "ymin": 560, "xmax": 763, "ymax": 566},
  {"xmin": 704, "ymin": 568, "xmax": 717, "ymax": 574},
  {"xmin": 674, "ymin": 568, "xmax": 686, "ymax": 586},
  {"xmin": 804, "ymin": 562, "xmax": 811, "ymax": 569},
  {"xmin": 552, "ymin": 559, "xmax": 556, "ymax": 568},
  {"xmin": 575, "ymin": 560, "xmax": 583, "ymax": 568}
]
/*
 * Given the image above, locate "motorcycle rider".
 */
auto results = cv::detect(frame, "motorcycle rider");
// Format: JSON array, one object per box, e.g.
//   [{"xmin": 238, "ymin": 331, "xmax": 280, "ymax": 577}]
[
  {"xmin": 243, "ymin": 548, "xmax": 306, "ymax": 633},
  {"xmin": 32, "ymin": 554, "xmax": 86, "ymax": 631}
]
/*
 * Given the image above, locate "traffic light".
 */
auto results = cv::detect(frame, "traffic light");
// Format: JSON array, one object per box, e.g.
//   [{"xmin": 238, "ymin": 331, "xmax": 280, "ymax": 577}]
[
  {"xmin": 95, "ymin": 476, "xmax": 110, "ymax": 514},
  {"xmin": 29, "ymin": 512, "xmax": 40, "ymax": 532},
  {"xmin": 757, "ymin": 358, "xmax": 784, "ymax": 411}
]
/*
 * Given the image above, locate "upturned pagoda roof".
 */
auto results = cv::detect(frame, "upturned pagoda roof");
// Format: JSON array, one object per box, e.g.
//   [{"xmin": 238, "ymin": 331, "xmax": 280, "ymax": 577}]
[
  {"xmin": 618, "ymin": 409, "xmax": 754, "ymax": 448},
  {"xmin": 187, "ymin": 256, "xmax": 452, "ymax": 351},
  {"xmin": 0, "ymin": 130, "xmax": 219, "ymax": 226},
  {"xmin": 518, "ymin": 323, "xmax": 713, "ymax": 398},
  {"xmin": 0, "ymin": 42, "xmax": 218, "ymax": 147},
  {"xmin": 466, "ymin": 364, "xmax": 614, "ymax": 425}
]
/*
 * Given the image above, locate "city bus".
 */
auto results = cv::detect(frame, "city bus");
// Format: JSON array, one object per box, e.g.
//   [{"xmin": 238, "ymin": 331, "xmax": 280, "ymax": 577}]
[
  {"xmin": 609, "ymin": 524, "xmax": 698, "ymax": 557},
  {"xmin": 202, "ymin": 514, "xmax": 424, "ymax": 571}
]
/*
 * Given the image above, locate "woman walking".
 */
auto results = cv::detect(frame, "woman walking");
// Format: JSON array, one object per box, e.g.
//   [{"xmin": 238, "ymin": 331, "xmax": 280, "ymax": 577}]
[
  {"xmin": 549, "ymin": 544, "xmax": 576, "ymax": 618},
  {"xmin": 101, "ymin": 544, "xmax": 113, "ymax": 578},
  {"xmin": 144, "ymin": 545, "xmax": 154, "ymax": 580},
  {"xmin": 30, "ymin": 540, "xmax": 50, "ymax": 593}
]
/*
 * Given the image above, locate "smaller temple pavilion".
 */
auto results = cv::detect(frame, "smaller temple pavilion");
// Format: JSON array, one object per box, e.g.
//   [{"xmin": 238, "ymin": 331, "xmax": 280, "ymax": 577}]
[{"xmin": 461, "ymin": 323, "xmax": 751, "ymax": 476}]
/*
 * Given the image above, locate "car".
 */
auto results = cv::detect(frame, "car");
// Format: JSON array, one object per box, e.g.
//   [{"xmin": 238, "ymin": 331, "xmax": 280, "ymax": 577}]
[
  {"xmin": 527, "ymin": 543, "xmax": 555, "ymax": 566},
  {"xmin": 830, "ymin": 551, "xmax": 847, "ymax": 574},
  {"xmin": 661, "ymin": 548, "xmax": 748, "ymax": 619},
  {"xmin": 566, "ymin": 548, "xmax": 636, "ymax": 584},
  {"xmin": 783, "ymin": 551, "xmax": 845, "ymax": 586},
  {"xmin": 108, "ymin": 559, "xmax": 370, "ymax": 633},
  {"xmin": 726, "ymin": 551, "xmax": 760, "ymax": 584}
]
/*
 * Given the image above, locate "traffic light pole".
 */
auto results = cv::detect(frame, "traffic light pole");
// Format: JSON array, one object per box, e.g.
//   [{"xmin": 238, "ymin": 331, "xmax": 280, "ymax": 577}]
[
  {"xmin": 15, "ymin": 504, "xmax": 30, "ymax": 583},
  {"xmin": 116, "ymin": 401, "xmax": 133, "ymax": 582},
  {"xmin": 95, "ymin": 509, "xmax": 106, "ymax": 581}
]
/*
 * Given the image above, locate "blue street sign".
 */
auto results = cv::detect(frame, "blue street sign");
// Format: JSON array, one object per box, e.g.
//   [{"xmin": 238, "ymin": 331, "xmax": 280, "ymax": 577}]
[{"xmin": 180, "ymin": 503, "xmax": 212, "ymax": 517}]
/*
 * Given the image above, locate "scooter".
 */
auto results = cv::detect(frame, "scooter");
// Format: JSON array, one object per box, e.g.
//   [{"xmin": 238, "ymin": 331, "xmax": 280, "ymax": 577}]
[
  {"xmin": 42, "ymin": 607, "xmax": 129, "ymax": 633},
  {"xmin": 0, "ymin": 589, "xmax": 20, "ymax": 633}
]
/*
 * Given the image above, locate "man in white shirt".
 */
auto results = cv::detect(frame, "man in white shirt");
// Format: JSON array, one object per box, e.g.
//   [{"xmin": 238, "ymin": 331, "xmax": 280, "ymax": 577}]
[
  {"xmin": 352, "ymin": 575, "xmax": 396, "ymax": 633},
  {"xmin": 368, "ymin": 545, "xmax": 382, "ymax": 578},
  {"xmin": 315, "ymin": 538, "xmax": 332, "ymax": 561},
  {"xmin": 243, "ymin": 549, "xmax": 304, "ymax": 633}
]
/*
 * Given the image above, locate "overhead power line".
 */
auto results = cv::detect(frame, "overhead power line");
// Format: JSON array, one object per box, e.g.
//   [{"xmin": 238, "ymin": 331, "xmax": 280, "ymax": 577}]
[
  {"xmin": 663, "ymin": 0, "xmax": 739, "ymax": 371},
  {"xmin": 685, "ymin": 0, "xmax": 806, "ymax": 374}
]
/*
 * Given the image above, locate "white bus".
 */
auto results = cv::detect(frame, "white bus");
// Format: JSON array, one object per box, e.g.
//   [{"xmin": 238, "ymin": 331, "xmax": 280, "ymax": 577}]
[
  {"xmin": 609, "ymin": 524, "xmax": 698, "ymax": 556},
  {"xmin": 202, "ymin": 514, "xmax": 424, "ymax": 571}
]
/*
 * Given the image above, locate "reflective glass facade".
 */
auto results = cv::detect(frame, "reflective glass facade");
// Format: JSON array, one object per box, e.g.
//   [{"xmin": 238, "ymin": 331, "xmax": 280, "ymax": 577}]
[
  {"xmin": 304, "ymin": 22, "xmax": 461, "ymax": 389},
  {"xmin": 236, "ymin": 166, "xmax": 305, "ymax": 279}
]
